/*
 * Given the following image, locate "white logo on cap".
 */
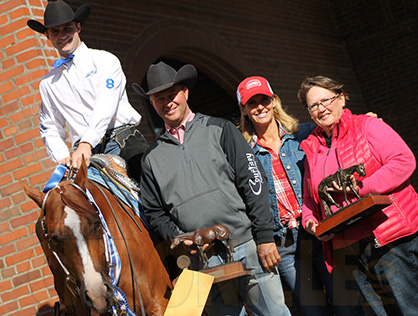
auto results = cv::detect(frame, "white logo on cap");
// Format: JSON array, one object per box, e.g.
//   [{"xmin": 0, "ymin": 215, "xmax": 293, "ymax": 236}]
[{"xmin": 246, "ymin": 79, "xmax": 262, "ymax": 90}]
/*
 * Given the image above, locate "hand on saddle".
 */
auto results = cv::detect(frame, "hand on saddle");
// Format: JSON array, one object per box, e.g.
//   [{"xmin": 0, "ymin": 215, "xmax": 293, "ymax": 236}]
[
  {"xmin": 58, "ymin": 157, "xmax": 71, "ymax": 168},
  {"xmin": 57, "ymin": 157, "xmax": 71, "ymax": 178},
  {"xmin": 327, "ymin": 175, "xmax": 359, "ymax": 195},
  {"xmin": 72, "ymin": 143, "xmax": 93, "ymax": 169}
]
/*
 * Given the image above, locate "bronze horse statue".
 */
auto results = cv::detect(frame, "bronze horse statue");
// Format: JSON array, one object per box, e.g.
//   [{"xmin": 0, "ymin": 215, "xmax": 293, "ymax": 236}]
[
  {"xmin": 170, "ymin": 224, "xmax": 230, "ymax": 249},
  {"xmin": 318, "ymin": 164, "xmax": 366, "ymax": 217},
  {"xmin": 170, "ymin": 224, "xmax": 233, "ymax": 268},
  {"xmin": 22, "ymin": 158, "xmax": 172, "ymax": 315}
]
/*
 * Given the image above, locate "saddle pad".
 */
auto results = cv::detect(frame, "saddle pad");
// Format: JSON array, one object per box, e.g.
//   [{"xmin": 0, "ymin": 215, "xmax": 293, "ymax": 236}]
[{"xmin": 87, "ymin": 166, "xmax": 150, "ymax": 230}]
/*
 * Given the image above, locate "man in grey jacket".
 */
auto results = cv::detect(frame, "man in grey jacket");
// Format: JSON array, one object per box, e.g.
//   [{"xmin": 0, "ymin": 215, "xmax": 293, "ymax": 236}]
[{"xmin": 133, "ymin": 62, "xmax": 290, "ymax": 316}]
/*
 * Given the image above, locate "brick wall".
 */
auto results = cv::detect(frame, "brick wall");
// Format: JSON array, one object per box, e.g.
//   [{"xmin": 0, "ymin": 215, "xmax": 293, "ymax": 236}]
[
  {"xmin": 1, "ymin": 0, "xmax": 417, "ymax": 315},
  {"xmin": 1, "ymin": 0, "xmax": 61, "ymax": 315},
  {"xmin": 331, "ymin": 0, "xmax": 418, "ymax": 185}
]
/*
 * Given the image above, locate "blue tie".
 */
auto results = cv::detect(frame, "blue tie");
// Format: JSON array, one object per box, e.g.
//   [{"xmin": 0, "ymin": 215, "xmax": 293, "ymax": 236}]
[{"xmin": 52, "ymin": 54, "xmax": 74, "ymax": 68}]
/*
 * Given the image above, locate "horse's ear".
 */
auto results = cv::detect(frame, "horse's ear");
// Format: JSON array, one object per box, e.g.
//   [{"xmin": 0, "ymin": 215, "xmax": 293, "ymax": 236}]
[
  {"xmin": 74, "ymin": 156, "xmax": 88, "ymax": 190},
  {"xmin": 20, "ymin": 180, "xmax": 44, "ymax": 208}
]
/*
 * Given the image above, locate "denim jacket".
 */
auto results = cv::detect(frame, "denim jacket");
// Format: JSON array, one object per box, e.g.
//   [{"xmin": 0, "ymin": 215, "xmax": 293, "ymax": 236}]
[{"xmin": 251, "ymin": 123, "xmax": 315, "ymax": 232}]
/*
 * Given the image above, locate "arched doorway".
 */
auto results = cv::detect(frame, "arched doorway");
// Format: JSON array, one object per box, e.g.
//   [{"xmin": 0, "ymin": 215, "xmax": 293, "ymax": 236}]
[{"xmin": 125, "ymin": 18, "xmax": 254, "ymax": 139}]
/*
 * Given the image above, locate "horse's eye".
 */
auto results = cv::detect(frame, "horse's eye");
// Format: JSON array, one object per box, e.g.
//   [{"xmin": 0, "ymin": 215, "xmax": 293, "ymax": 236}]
[
  {"xmin": 49, "ymin": 235, "xmax": 61, "ymax": 248},
  {"xmin": 93, "ymin": 222, "xmax": 102, "ymax": 233}
]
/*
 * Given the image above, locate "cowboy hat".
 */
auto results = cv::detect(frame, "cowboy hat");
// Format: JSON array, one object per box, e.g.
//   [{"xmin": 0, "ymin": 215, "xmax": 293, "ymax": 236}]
[
  {"xmin": 132, "ymin": 62, "xmax": 198, "ymax": 98},
  {"xmin": 27, "ymin": 0, "xmax": 90, "ymax": 34}
]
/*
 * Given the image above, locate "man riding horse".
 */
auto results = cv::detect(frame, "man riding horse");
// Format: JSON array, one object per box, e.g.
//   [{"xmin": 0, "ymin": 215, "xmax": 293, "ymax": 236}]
[{"xmin": 27, "ymin": 0, "xmax": 148, "ymax": 181}]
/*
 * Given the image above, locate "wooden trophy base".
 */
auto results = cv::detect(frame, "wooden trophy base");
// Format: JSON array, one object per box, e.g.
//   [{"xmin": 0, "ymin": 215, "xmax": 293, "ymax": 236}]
[
  {"xmin": 315, "ymin": 194, "xmax": 392, "ymax": 237},
  {"xmin": 200, "ymin": 261, "xmax": 251, "ymax": 284}
]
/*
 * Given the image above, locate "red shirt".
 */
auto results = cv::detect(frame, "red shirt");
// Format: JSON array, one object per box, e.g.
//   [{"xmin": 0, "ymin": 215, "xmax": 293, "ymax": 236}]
[{"xmin": 257, "ymin": 130, "xmax": 302, "ymax": 228}]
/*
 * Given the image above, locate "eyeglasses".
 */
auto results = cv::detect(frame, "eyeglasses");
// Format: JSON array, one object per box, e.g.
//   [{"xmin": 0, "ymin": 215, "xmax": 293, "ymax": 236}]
[{"xmin": 307, "ymin": 94, "xmax": 340, "ymax": 112}]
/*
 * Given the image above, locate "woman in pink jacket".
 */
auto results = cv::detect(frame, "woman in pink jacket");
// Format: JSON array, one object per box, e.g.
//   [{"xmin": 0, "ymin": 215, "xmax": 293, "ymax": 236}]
[{"xmin": 297, "ymin": 75, "xmax": 418, "ymax": 316}]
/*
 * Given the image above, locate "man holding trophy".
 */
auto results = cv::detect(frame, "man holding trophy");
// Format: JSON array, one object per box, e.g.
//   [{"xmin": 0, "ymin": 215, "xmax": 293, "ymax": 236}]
[{"xmin": 135, "ymin": 61, "xmax": 291, "ymax": 316}]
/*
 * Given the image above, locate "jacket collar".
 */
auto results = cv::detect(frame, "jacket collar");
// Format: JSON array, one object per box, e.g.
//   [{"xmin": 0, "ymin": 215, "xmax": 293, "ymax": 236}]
[
  {"xmin": 303, "ymin": 108, "xmax": 353, "ymax": 154},
  {"xmin": 159, "ymin": 112, "xmax": 203, "ymax": 141},
  {"xmin": 251, "ymin": 120, "xmax": 292, "ymax": 153},
  {"xmin": 312, "ymin": 108, "xmax": 352, "ymax": 143}
]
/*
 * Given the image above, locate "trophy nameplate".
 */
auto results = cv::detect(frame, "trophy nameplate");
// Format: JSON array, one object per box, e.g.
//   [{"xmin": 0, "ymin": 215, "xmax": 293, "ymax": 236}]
[
  {"xmin": 200, "ymin": 261, "xmax": 251, "ymax": 284},
  {"xmin": 316, "ymin": 194, "xmax": 392, "ymax": 237}
]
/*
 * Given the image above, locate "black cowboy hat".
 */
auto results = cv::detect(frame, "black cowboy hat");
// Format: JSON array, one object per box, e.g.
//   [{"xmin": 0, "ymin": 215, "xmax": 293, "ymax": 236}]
[
  {"xmin": 27, "ymin": 0, "xmax": 90, "ymax": 34},
  {"xmin": 132, "ymin": 62, "xmax": 198, "ymax": 98}
]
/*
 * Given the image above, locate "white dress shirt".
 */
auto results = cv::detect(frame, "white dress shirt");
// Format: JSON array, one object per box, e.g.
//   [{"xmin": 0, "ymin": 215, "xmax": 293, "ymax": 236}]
[{"xmin": 39, "ymin": 42, "xmax": 141, "ymax": 162}]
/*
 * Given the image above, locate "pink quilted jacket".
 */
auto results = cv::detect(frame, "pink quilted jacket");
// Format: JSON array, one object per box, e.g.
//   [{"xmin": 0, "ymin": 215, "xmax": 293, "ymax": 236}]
[{"xmin": 301, "ymin": 109, "xmax": 418, "ymax": 270}]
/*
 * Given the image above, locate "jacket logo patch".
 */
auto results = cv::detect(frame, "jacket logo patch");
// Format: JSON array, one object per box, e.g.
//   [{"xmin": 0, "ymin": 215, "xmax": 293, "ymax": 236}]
[
  {"xmin": 85, "ymin": 70, "xmax": 97, "ymax": 78},
  {"xmin": 246, "ymin": 153, "xmax": 263, "ymax": 195}
]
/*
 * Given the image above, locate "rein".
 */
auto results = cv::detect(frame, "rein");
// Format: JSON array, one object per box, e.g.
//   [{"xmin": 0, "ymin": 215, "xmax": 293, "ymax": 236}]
[{"xmin": 89, "ymin": 162, "xmax": 145, "ymax": 316}]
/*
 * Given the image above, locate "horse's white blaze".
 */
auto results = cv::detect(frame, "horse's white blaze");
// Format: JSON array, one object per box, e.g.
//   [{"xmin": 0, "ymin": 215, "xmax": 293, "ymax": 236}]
[{"xmin": 64, "ymin": 206, "xmax": 107, "ymax": 305}]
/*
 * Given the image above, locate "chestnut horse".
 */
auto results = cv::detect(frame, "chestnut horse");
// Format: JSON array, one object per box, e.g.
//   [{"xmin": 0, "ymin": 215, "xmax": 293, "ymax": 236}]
[{"xmin": 22, "ymin": 159, "xmax": 172, "ymax": 315}]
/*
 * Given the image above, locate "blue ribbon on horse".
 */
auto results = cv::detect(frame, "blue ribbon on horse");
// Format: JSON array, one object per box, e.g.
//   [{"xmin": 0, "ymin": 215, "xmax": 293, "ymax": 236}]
[
  {"xmin": 86, "ymin": 189, "xmax": 137, "ymax": 316},
  {"xmin": 43, "ymin": 164, "xmax": 68, "ymax": 193}
]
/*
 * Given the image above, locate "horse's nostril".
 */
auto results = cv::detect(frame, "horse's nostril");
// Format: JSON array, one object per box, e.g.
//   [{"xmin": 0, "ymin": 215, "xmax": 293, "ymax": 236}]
[
  {"xmin": 104, "ymin": 283, "xmax": 116, "ymax": 308},
  {"xmin": 105, "ymin": 283, "xmax": 113, "ymax": 295},
  {"xmin": 83, "ymin": 290, "xmax": 94, "ymax": 307},
  {"xmin": 104, "ymin": 282, "xmax": 115, "ymax": 301}
]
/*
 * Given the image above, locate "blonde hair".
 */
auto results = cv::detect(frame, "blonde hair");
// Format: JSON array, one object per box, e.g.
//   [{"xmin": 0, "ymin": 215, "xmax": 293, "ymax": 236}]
[{"xmin": 238, "ymin": 94, "xmax": 300, "ymax": 143}]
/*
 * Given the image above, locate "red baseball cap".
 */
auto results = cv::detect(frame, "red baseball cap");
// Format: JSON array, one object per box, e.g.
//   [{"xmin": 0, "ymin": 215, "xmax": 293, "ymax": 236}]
[{"xmin": 236, "ymin": 76, "xmax": 274, "ymax": 105}]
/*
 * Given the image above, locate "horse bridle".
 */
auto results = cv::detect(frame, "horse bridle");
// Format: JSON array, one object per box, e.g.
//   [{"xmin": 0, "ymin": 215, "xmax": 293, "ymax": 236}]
[{"xmin": 41, "ymin": 173, "xmax": 146, "ymax": 316}]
